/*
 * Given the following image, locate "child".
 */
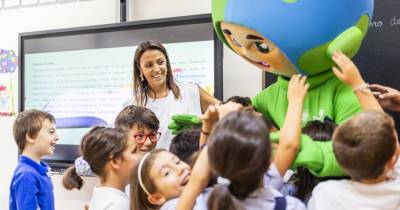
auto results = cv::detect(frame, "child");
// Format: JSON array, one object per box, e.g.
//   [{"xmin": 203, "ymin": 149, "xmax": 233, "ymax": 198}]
[
  {"xmin": 307, "ymin": 51, "xmax": 400, "ymax": 209},
  {"xmin": 308, "ymin": 112, "xmax": 400, "ymax": 210},
  {"xmin": 130, "ymin": 74, "xmax": 309, "ymax": 210},
  {"xmin": 10, "ymin": 109, "xmax": 58, "ymax": 210},
  {"xmin": 169, "ymin": 128, "xmax": 200, "ymax": 164},
  {"xmin": 63, "ymin": 127, "xmax": 140, "ymax": 210},
  {"xmin": 115, "ymin": 105, "xmax": 160, "ymax": 152}
]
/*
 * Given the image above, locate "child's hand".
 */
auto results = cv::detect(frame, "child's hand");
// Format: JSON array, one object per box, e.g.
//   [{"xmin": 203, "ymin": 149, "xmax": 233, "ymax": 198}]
[
  {"xmin": 369, "ymin": 84, "xmax": 400, "ymax": 112},
  {"xmin": 288, "ymin": 74, "xmax": 309, "ymax": 104},
  {"xmin": 200, "ymin": 105, "xmax": 219, "ymax": 126},
  {"xmin": 333, "ymin": 51, "xmax": 383, "ymax": 112},
  {"xmin": 215, "ymin": 101, "xmax": 242, "ymax": 119},
  {"xmin": 331, "ymin": 50, "xmax": 365, "ymax": 89},
  {"xmin": 200, "ymin": 102, "xmax": 242, "ymax": 125}
]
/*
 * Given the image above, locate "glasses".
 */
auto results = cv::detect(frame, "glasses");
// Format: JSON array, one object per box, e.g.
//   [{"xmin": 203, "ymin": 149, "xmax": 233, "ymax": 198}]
[{"xmin": 132, "ymin": 132, "xmax": 162, "ymax": 144}]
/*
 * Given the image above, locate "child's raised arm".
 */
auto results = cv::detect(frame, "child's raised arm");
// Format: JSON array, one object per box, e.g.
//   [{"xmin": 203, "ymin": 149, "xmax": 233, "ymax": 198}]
[
  {"xmin": 274, "ymin": 74, "xmax": 309, "ymax": 177},
  {"xmin": 332, "ymin": 50, "xmax": 383, "ymax": 112},
  {"xmin": 199, "ymin": 102, "xmax": 242, "ymax": 147},
  {"xmin": 176, "ymin": 147, "xmax": 211, "ymax": 210},
  {"xmin": 176, "ymin": 102, "xmax": 241, "ymax": 210}
]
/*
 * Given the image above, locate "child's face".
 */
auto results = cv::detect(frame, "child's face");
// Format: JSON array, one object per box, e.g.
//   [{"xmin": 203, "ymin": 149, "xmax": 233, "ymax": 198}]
[
  {"xmin": 129, "ymin": 124, "xmax": 158, "ymax": 152},
  {"xmin": 220, "ymin": 21, "xmax": 297, "ymax": 77},
  {"xmin": 32, "ymin": 119, "xmax": 58, "ymax": 156},
  {"xmin": 149, "ymin": 151, "xmax": 191, "ymax": 200},
  {"xmin": 119, "ymin": 139, "xmax": 142, "ymax": 186}
]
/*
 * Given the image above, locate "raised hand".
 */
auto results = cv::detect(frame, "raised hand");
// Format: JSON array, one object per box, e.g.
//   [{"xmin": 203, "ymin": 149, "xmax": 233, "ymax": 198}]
[
  {"xmin": 215, "ymin": 101, "xmax": 242, "ymax": 119},
  {"xmin": 331, "ymin": 50, "xmax": 365, "ymax": 89},
  {"xmin": 200, "ymin": 102, "xmax": 241, "ymax": 133},
  {"xmin": 332, "ymin": 50, "xmax": 383, "ymax": 112},
  {"xmin": 369, "ymin": 84, "xmax": 400, "ymax": 112},
  {"xmin": 274, "ymin": 74, "xmax": 309, "ymax": 176},
  {"xmin": 288, "ymin": 74, "xmax": 309, "ymax": 104}
]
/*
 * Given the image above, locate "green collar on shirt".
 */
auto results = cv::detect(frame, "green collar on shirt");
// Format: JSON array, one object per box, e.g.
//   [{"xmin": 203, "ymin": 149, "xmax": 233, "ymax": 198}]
[{"xmin": 277, "ymin": 70, "xmax": 335, "ymax": 90}]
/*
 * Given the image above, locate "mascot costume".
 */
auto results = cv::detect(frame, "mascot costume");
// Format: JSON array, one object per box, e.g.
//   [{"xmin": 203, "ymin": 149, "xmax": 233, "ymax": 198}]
[
  {"xmin": 170, "ymin": 0, "xmax": 374, "ymax": 177},
  {"xmin": 212, "ymin": 0, "xmax": 373, "ymax": 127}
]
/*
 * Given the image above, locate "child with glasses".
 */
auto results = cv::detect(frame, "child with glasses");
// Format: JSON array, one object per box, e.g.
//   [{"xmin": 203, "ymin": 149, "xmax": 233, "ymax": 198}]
[{"xmin": 115, "ymin": 105, "xmax": 160, "ymax": 153}]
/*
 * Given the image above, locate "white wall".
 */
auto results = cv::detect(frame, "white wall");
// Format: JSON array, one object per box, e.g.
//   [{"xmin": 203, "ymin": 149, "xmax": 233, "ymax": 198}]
[
  {"xmin": 0, "ymin": 1, "xmax": 118, "ymax": 209},
  {"xmin": 0, "ymin": 1, "xmax": 263, "ymax": 209},
  {"xmin": 128, "ymin": 0, "xmax": 210, "ymax": 21}
]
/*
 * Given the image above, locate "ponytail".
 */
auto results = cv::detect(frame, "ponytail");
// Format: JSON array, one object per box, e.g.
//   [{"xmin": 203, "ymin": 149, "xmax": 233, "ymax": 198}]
[
  {"xmin": 207, "ymin": 178, "xmax": 259, "ymax": 210},
  {"xmin": 207, "ymin": 111, "xmax": 272, "ymax": 210},
  {"xmin": 207, "ymin": 185, "xmax": 236, "ymax": 210},
  {"xmin": 229, "ymin": 179, "xmax": 259, "ymax": 200},
  {"xmin": 62, "ymin": 166, "xmax": 84, "ymax": 190},
  {"xmin": 63, "ymin": 156, "xmax": 93, "ymax": 190}
]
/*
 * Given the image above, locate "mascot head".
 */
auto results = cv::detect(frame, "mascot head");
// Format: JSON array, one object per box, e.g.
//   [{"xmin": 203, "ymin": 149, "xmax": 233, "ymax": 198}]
[{"xmin": 212, "ymin": 0, "xmax": 374, "ymax": 76}]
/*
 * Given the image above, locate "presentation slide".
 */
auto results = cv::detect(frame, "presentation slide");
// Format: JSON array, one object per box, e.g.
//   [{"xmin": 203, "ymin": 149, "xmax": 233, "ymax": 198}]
[{"xmin": 24, "ymin": 40, "xmax": 214, "ymax": 145}]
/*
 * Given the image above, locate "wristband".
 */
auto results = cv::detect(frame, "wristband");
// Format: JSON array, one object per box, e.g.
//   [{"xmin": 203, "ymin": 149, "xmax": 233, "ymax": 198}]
[
  {"xmin": 201, "ymin": 130, "xmax": 210, "ymax": 135},
  {"xmin": 353, "ymin": 83, "xmax": 369, "ymax": 93},
  {"xmin": 200, "ymin": 144, "xmax": 207, "ymax": 150}
]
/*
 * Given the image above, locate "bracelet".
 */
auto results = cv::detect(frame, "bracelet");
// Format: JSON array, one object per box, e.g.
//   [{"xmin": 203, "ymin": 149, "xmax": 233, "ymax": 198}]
[
  {"xmin": 200, "ymin": 144, "xmax": 207, "ymax": 150},
  {"xmin": 201, "ymin": 130, "xmax": 210, "ymax": 135},
  {"xmin": 353, "ymin": 83, "xmax": 369, "ymax": 93}
]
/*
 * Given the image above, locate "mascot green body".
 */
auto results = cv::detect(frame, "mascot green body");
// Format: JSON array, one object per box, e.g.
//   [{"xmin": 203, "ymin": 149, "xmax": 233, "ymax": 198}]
[{"xmin": 211, "ymin": 0, "xmax": 374, "ymax": 176}]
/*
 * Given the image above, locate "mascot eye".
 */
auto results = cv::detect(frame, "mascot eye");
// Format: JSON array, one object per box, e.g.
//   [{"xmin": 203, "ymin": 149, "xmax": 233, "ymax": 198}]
[{"xmin": 255, "ymin": 42, "xmax": 270, "ymax": 53}]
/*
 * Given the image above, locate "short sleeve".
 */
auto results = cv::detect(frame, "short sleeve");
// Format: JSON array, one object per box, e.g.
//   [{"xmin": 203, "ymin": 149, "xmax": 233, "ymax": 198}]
[
  {"xmin": 160, "ymin": 198, "xmax": 178, "ymax": 210},
  {"xmin": 265, "ymin": 163, "xmax": 285, "ymax": 190},
  {"xmin": 252, "ymin": 92, "xmax": 272, "ymax": 121},
  {"xmin": 333, "ymin": 83, "xmax": 361, "ymax": 124},
  {"xmin": 180, "ymin": 83, "xmax": 202, "ymax": 115},
  {"xmin": 104, "ymin": 201, "xmax": 130, "ymax": 210}
]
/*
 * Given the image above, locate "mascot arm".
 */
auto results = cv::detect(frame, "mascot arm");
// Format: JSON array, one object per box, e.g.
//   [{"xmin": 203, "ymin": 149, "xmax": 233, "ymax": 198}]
[{"xmin": 270, "ymin": 132, "xmax": 347, "ymax": 177}]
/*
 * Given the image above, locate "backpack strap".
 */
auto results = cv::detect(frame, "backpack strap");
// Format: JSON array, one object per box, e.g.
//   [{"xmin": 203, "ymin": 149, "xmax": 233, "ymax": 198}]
[{"xmin": 274, "ymin": 196, "xmax": 287, "ymax": 210}]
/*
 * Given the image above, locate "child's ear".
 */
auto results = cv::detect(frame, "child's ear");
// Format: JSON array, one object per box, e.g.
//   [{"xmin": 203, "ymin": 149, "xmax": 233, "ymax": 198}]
[
  {"xmin": 386, "ymin": 149, "xmax": 399, "ymax": 171},
  {"xmin": 109, "ymin": 157, "xmax": 123, "ymax": 171},
  {"xmin": 25, "ymin": 133, "xmax": 35, "ymax": 144},
  {"xmin": 147, "ymin": 193, "xmax": 166, "ymax": 206},
  {"xmin": 393, "ymin": 144, "xmax": 400, "ymax": 166}
]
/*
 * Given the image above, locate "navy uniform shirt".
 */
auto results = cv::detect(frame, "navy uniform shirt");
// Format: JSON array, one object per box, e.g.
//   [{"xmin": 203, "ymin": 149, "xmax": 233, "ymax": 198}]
[{"xmin": 9, "ymin": 155, "xmax": 55, "ymax": 210}]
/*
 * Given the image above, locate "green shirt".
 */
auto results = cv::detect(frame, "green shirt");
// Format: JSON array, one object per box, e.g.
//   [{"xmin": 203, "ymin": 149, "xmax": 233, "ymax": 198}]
[{"xmin": 253, "ymin": 71, "xmax": 361, "ymax": 128}]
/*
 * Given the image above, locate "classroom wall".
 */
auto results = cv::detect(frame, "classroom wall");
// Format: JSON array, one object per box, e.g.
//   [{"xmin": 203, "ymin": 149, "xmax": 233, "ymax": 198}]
[
  {"xmin": 0, "ymin": 1, "xmax": 262, "ymax": 209},
  {"xmin": 0, "ymin": 1, "xmax": 119, "ymax": 209}
]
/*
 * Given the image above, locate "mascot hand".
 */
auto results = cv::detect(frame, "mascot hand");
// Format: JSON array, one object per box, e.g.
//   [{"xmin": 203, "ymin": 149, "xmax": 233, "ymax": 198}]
[{"xmin": 168, "ymin": 114, "xmax": 202, "ymax": 135}]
